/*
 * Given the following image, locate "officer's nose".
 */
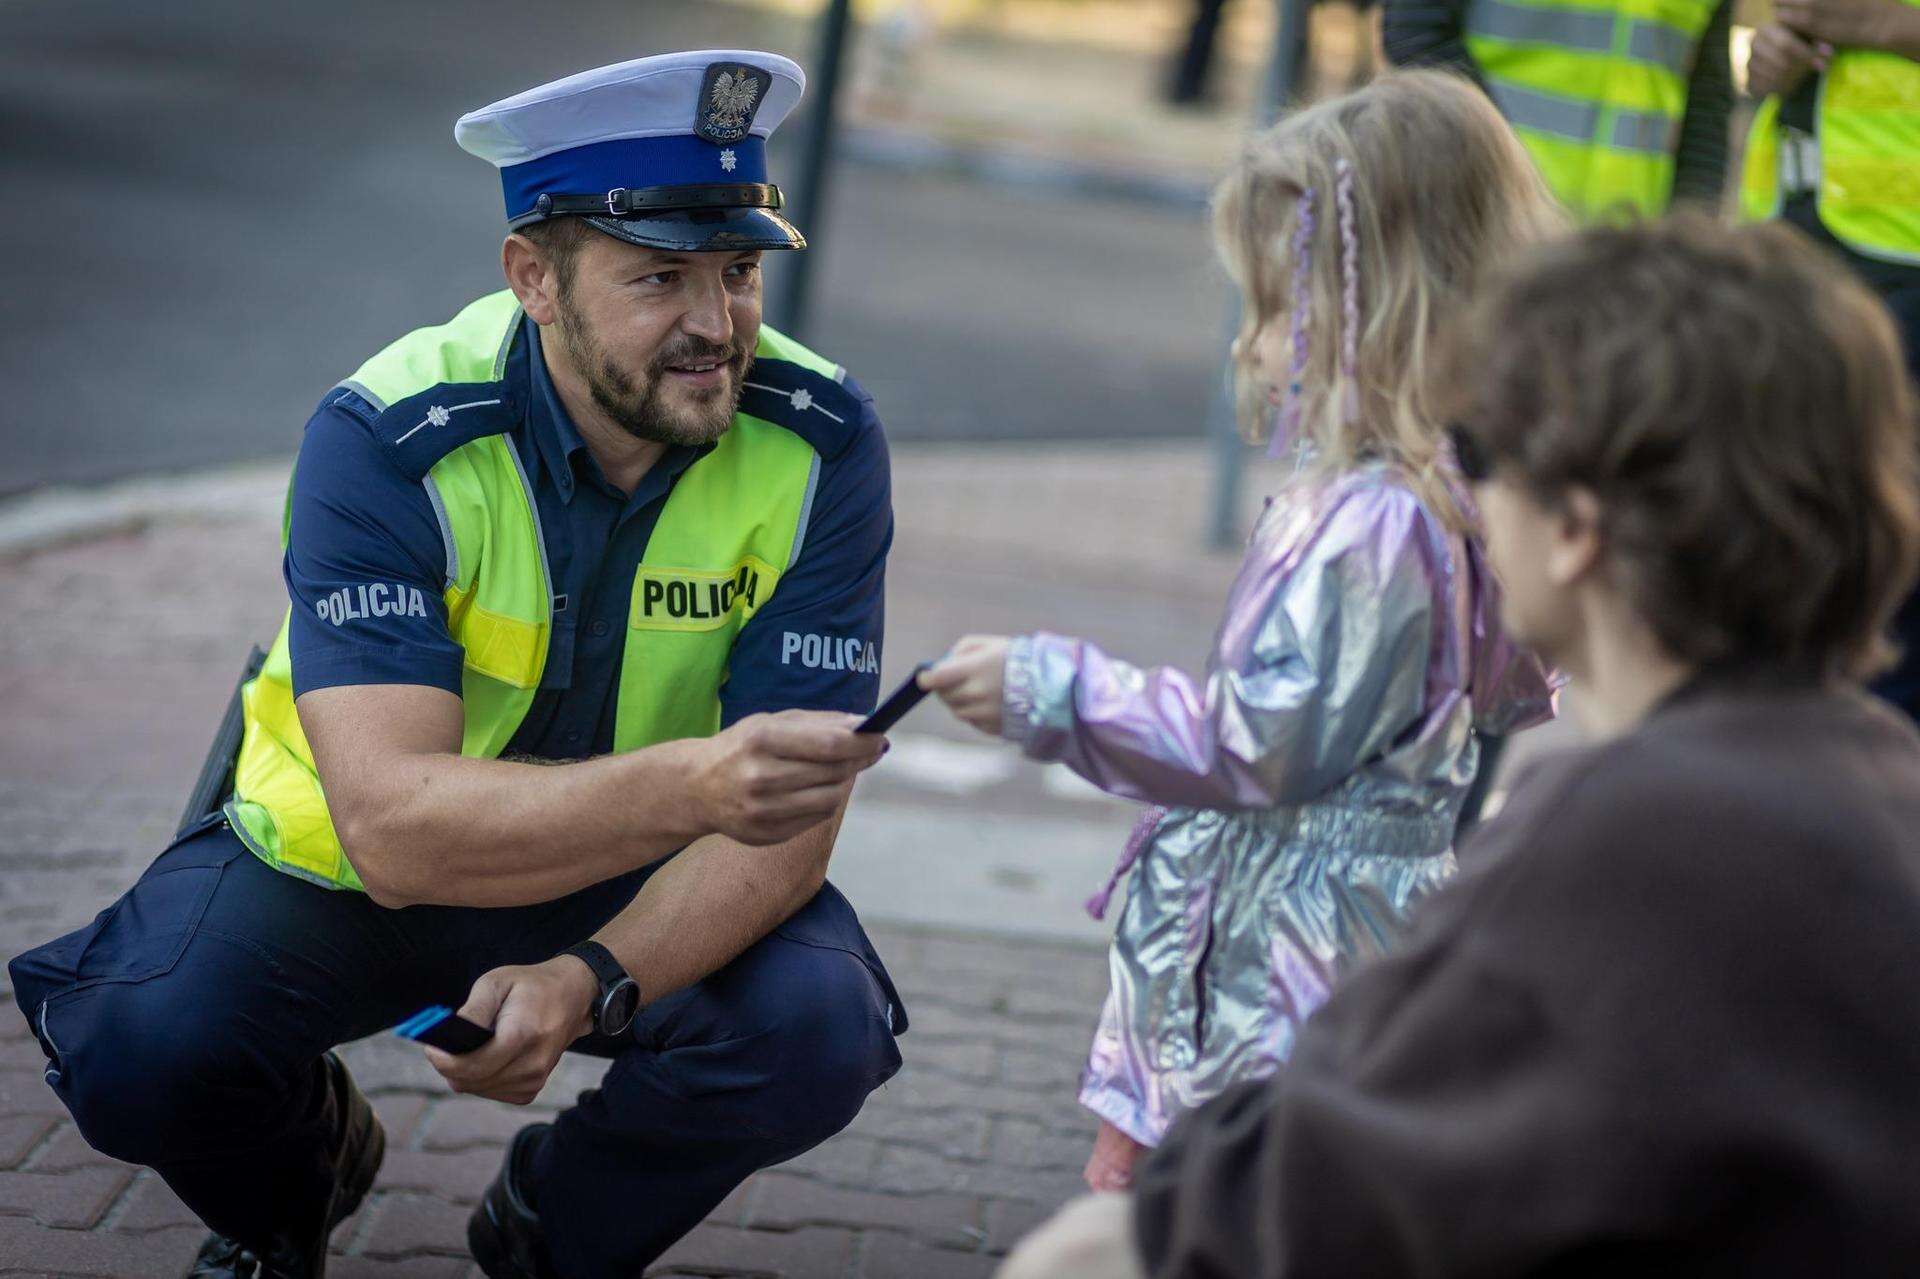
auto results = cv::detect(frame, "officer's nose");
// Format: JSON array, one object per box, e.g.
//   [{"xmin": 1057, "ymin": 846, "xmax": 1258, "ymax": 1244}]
[{"xmin": 680, "ymin": 273, "xmax": 734, "ymax": 347}]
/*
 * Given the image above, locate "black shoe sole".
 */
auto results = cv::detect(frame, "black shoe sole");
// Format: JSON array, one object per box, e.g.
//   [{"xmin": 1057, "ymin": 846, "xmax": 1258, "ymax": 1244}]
[
  {"xmin": 467, "ymin": 1124, "xmax": 554, "ymax": 1279},
  {"xmin": 183, "ymin": 1058, "xmax": 386, "ymax": 1279},
  {"xmin": 317, "ymin": 1055, "xmax": 387, "ymax": 1278},
  {"xmin": 328, "ymin": 1106, "xmax": 386, "ymax": 1234},
  {"xmin": 467, "ymin": 1197, "xmax": 521, "ymax": 1279}
]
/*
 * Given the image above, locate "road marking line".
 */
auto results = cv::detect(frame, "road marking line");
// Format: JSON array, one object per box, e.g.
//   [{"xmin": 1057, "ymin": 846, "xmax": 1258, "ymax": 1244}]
[{"xmin": 870, "ymin": 734, "xmax": 1018, "ymax": 796}]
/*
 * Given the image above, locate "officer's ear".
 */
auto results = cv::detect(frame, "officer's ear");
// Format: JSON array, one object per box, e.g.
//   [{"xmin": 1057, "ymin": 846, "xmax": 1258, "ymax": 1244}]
[{"xmin": 502, "ymin": 231, "xmax": 566, "ymax": 326}]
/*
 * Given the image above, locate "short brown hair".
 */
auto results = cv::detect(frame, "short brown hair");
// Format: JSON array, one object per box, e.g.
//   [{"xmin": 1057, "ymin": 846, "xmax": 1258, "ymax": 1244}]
[
  {"xmin": 1448, "ymin": 214, "xmax": 1920, "ymax": 681},
  {"xmin": 516, "ymin": 216, "xmax": 592, "ymax": 297}
]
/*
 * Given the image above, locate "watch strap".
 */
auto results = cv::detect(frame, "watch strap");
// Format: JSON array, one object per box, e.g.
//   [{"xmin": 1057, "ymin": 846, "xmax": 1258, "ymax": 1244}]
[{"xmin": 563, "ymin": 940, "xmax": 631, "ymax": 998}]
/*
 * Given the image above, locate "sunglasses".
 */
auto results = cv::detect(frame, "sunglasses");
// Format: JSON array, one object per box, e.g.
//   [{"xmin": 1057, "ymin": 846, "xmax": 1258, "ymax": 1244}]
[{"xmin": 1446, "ymin": 423, "xmax": 1495, "ymax": 483}]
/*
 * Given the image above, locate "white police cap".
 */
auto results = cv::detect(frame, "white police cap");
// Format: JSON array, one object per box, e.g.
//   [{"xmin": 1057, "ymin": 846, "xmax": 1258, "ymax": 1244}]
[{"xmin": 456, "ymin": 50, "xmax": 808, "ymax": 252}]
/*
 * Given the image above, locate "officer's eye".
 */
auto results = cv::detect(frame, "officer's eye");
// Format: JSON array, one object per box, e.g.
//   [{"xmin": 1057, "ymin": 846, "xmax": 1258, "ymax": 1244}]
[
  {"xmin": 725, "ymin": 261, "xmax": 760, "ymax": 281},
  {"xmin": 637, "ymin": 271, "xmax": 677, "ymax": 287}
]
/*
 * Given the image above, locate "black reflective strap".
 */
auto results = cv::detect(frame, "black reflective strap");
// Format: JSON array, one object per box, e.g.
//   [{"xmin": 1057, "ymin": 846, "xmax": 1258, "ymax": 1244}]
[
  {"xmin": 522, "ymin": 182, "xmax": 784, "ymax": 223},
  {"xmin": 564, "ymin": 939, "xmax": 632, "ymax": 988}
]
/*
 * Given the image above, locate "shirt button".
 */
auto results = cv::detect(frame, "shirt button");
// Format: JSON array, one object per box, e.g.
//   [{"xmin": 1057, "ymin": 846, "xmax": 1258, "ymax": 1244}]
[{"xmin": 589, "ymin": 620, "xmax": 611, "ymax": 638}]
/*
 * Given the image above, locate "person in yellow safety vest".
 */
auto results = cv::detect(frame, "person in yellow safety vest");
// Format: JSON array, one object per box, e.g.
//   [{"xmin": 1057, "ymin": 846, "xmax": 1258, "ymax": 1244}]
[
  {"xmin": 1744, "ymin": 3, "xmax": 1920, "ymax": 722},
  {"xmin": 1383, "ymin": 0, "xmax": 1736, "ymax": 220},
  {"xmin": 1744, "ymin": 0, "xmax": 1920, "ymax": 376},
  {"xmin": 7, "ymin": 51, "xmax": 908, "ymax": 1279}
]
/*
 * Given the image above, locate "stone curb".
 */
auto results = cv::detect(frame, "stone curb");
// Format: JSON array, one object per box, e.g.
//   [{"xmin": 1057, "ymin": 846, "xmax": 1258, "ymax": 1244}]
[{"xmin": 0, "ymin": 459, "xmax": 290, "ymax": 561}]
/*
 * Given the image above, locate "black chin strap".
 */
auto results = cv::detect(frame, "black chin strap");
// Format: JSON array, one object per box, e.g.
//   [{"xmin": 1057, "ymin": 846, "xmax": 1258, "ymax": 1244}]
[{"xmin": 513, "ymin": 182, "xmax": 784, "ymax": 225}]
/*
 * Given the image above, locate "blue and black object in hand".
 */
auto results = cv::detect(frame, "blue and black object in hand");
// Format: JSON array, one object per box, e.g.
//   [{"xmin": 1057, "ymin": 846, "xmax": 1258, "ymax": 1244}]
[
  {"xmin": 856, "ymin": 662, "xmax": 933, "ymax": 734},
  {"xmin": 394, "ymin": 1005, "xmax": 494, "ymax": 1054}
]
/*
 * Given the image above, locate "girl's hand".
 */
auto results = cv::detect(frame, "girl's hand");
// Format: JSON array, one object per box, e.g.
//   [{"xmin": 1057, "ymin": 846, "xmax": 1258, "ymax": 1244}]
[
  {"xmin": 1083, "ymin": 1120, "xmax": 1146, "ymax": 1192},
  {"xmin": 1747, "ymin": 21, "xmax": 1829, "ymax": 97},
  {"xmin": 920, "ymin": 635, "xmax": 1012, "ymax": 736}
]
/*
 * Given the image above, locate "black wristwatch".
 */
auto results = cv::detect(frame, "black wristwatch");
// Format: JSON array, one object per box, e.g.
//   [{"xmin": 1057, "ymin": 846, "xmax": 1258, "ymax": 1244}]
[{"xmin": 563, "ymin": 940, "xmax": 641, "ymax": 1038}]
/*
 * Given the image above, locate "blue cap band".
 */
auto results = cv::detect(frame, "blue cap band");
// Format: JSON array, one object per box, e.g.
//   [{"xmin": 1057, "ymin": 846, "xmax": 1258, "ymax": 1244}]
[{"xmin": 501, "ymin": 135, "xmax": 768, "ymax": 222}]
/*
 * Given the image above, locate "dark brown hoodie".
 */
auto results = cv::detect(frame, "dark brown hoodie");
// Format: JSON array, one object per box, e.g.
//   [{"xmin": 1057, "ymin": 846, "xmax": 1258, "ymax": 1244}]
[{"xmin": 1134, "ymin": 676, "xmax": 1920, "ymax": 1277}]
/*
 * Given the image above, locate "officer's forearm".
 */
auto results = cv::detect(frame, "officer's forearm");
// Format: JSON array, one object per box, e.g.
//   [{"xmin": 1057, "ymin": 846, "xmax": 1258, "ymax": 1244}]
[
  {"xmin": 339, "ymin": 744, "xmax": 712, "ymax": 909},
  {"xmin": 587, "ymin": 808, "xmax": 844, "ymax": 1002}
]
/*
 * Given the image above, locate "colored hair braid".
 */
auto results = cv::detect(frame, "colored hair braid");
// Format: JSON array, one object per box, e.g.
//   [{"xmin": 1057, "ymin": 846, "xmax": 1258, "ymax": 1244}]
[{"xmin": 1335, "ymin": 157, "xmax": 1360, "ymax": 424}]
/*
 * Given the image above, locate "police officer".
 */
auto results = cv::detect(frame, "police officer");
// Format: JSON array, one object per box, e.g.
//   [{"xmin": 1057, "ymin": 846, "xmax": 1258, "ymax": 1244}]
[
  {"xmin": 1383, "ymin": 0, "xmax": 1736, "ymax": 220},
  {"xmin": 1743, "ymin": 0, "xmax": 1920, "ymax": 375},
  {"xmin": 1743, "ymin": 5, "xmax": 1920, "ymax": 718},
  {"xmin": 9, "ymin": 50, "xmax": 905, "ymax": 1279}
]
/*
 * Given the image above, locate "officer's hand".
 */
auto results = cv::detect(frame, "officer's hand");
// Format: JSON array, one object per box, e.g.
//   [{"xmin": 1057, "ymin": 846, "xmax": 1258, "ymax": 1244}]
[
  {"xmin": 920, "ymin": 635, "xmax": 1012, "ymax": 737},
  {"xmin": 1775, "ymin": 0, "xmax": 1901, "ymax": 52},
  {"xmin": 690, "ymin": 710, "xmax": 887, "ymax": 845},
  {"xmin": 1747, "ymin": 21, "xmax": 1828, "ymax": 97},
  {"xmin": 421, "ymin": 958, "xmax": 595, "ymax": 1105}
]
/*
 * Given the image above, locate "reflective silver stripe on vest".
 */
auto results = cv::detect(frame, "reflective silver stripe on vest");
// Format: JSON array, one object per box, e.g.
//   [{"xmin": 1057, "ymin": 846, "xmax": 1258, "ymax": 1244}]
[
  {"xmin": 1487, "ymin": 80, "xmax": 1601, "ymax": 142},
  {"xmin": 1489, "ymin": 80, "xmax": 1678, "ymax": 154},
  {"xmin": 492, "ymin": 307, "xmax": 521, "ymax": 380},
  {"xmin": 336, "ymin": 378, "xmax": 389, "ymax": 414},
  {"xmin": 1626, "ymin": 20, "xmax": 1696, "ymax": 74},
  {"xmin": 788, "ymin": 453, "xmax": 822, "ymax": 571},
  {"xmin": 1472, "ymin": 0, "xmax": 1696, "ymax": 73},
  {"xmin": 503, "ymin": 435, "xmax": 555, "ymax": 612},
  {"xmin": 1610, "ymin": 109, "xmax": 1680, "ymax": 153},
  {"xmin": 1469, "ymin": 0, "xmax": 1612, "ymax": 50},
  {"xmin": 422, "ymin": 473, "xmax": 460, "ymax": 590}
]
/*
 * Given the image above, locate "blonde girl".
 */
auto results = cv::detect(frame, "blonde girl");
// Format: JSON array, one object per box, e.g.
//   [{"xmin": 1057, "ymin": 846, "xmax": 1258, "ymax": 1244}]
[{"xmin": 921, "ymin": 70, "xmax": 1564, "ymax": 1190}]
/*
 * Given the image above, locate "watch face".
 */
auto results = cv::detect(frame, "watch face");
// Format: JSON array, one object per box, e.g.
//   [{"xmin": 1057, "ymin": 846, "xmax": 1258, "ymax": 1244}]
[{"xmin": 599, "ymin": 977, "xmax": 641, "ymax": 1036}]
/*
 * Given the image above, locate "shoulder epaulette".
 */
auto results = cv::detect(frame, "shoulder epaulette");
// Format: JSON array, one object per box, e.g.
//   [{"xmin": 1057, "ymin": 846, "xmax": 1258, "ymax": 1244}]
[
  {"xmin": 738, "ymin": 358, "xmax": 868, "ymax": 460},
  {"xmin": 361, "ymin": 382, "xmax": 526, "ymax": 481}
]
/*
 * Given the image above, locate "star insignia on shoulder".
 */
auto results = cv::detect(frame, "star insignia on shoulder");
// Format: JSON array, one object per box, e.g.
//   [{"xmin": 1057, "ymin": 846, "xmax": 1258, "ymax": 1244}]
[
  {"xmin": 425, "ymin": 405, "xmax": 451, "ymax": 427},
  {"xmin": 789, "ymin": 388, "xmax": 813, "ymax": 411},
  {"xmin": 719, "ymin": 148, "xmax": 737, "ymax": 173}
]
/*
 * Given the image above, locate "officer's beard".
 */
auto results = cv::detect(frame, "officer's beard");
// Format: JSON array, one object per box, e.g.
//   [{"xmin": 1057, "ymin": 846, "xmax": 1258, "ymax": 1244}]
[{"xmin": 552, "ymin": 300, "xmax": 750, "ymax": 448}]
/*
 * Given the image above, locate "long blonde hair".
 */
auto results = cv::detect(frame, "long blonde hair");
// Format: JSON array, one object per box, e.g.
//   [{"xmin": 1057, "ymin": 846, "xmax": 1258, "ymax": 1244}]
[{"xmin": 1213, "ymin": 70, "xmax": 1565, "ymax": 530}]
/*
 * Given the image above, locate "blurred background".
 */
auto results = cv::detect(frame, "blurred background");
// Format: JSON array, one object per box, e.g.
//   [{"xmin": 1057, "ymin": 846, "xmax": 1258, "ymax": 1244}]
[{"xmin": 1, "ymin": 0, "xmax": 1292, "ymax": 493}]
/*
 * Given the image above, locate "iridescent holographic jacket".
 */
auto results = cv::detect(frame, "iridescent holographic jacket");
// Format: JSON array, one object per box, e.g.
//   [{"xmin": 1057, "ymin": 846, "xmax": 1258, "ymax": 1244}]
[{"xmin": 1001, "ymin": 463, "xmax": 1557, "ymax": 1145}]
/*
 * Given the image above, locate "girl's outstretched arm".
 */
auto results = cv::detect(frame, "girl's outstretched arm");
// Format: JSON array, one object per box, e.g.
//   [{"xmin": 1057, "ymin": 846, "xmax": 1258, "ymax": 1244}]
[{"xmin": 991, "ymin": 482, "xmax": 1447, "ymax": 810}]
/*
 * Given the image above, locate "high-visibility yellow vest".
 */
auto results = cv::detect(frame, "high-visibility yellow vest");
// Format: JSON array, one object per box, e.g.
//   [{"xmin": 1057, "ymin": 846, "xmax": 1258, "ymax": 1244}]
[
  {"xmin": 1466, "ymin": 0, "xmax": 1722, "ymax": 220},
  {"xmin": 227, "ymin": 290, "xmax": 849, "ymax": 891},
  {"xmin": 1739, "ymin": 26, "xmax": 1920, "ymax": 265}
]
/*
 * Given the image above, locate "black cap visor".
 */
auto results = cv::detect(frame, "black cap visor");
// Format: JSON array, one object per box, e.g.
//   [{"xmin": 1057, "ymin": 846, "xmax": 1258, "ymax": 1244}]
[{"xmin": 582, "ymin": 206, "xmax": 805, "ymax": 252}]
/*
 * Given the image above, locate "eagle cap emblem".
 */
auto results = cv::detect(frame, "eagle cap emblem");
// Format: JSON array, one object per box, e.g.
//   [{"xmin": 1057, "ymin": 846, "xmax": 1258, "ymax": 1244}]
[{"xmin": 695, "ymin": 63, "xmax": 772, "ymax": 145}]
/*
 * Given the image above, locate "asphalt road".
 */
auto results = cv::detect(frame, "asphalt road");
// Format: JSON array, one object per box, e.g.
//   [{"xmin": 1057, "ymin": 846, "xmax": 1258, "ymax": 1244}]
[{"xmin": 0, "ymin": 0, "xmax": 1227, "ymax": 495}]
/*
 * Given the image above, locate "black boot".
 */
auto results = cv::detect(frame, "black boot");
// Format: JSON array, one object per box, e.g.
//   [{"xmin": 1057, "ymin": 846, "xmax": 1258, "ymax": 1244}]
[
  {"xmin": 186, "ymin": 1051, "xmax": 386, "ymax": 1278},
  {"xmin": 468, "ymin": 1123, "xmax": 560, "ymax": 1279}
]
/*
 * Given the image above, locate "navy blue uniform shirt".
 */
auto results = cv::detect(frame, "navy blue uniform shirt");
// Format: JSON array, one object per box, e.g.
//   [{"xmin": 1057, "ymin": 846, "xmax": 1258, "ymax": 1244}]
[{"xmin": 284, "ymin": 316, "xmax": 890, "ymax": 757}]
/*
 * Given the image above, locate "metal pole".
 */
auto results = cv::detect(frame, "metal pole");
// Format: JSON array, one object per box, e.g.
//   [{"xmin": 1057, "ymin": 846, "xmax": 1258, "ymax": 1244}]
[
  {"xmin": 773, "ymin": 0, "xmax": 855, "ymax": 340},
  {"xmin": 1205, "ymin": 0, "xmax": 1312, "ymax": 549}
]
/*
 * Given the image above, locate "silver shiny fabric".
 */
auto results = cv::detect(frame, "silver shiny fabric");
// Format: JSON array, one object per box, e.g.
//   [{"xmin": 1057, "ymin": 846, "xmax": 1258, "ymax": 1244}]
[{"xmin": 1002, "ymin": 463, "xmax": 1557, "ymax": 1145}]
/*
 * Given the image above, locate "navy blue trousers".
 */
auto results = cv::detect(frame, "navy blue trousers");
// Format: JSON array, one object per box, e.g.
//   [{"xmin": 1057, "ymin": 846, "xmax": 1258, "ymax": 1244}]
[{"xmin": 9, "ymin": 817, "xmax": 905, "ymax": 1278}]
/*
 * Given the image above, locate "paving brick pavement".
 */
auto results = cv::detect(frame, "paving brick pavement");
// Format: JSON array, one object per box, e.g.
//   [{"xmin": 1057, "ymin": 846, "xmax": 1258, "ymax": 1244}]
[
  {"xmin": 0, "ymin": 812, "xmax": 1108, "ymax": 1278},
  {"xmin": 0, "ymin": 763, "xmax": 1110, "ymax": 1279}
]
